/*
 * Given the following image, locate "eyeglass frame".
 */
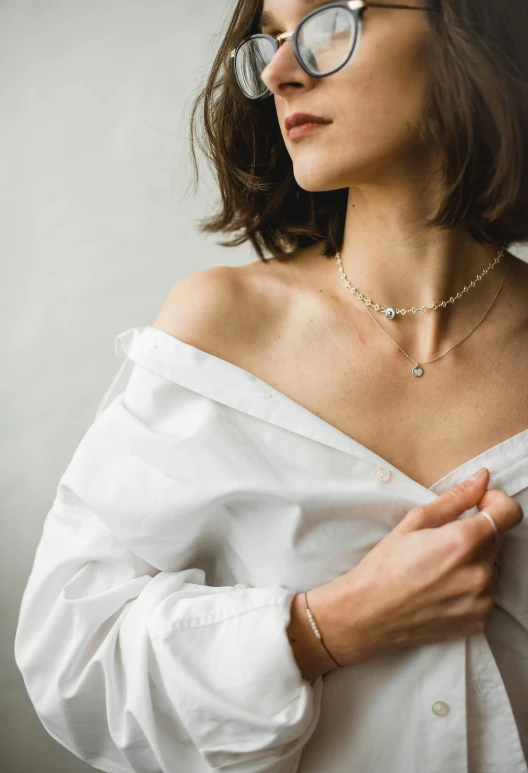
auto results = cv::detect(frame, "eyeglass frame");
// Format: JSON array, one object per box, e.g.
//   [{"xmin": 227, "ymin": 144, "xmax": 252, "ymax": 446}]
[{"xmin": 230, "ymin": 0, "xmax": 439, "ymax": 100}]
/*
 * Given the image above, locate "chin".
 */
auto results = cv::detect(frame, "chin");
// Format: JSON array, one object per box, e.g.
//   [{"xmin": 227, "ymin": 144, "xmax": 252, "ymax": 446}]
[
  {"xmin": 292, "ymin": 147, "xmax": 402, "ymax": 191},
  {"xmin": 295, "ymin": 177, "xmax": 343, "ymax": 193},
  {"xmin": 292, "ymin": 161, "xmax": 355, "ymax": 193},
  {"xmin": 290, "ymin": 156, "xmax": 344, "ymax": 192},
  {"xmin": 290, "ymin": 133, "xmax": 383, "ymax": 190}
]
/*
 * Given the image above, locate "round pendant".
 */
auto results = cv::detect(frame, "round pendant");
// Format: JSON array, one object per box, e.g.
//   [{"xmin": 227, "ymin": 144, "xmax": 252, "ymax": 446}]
[
  {"xmin": 384, "ymin": 308, "xmax": 396, "ymax": 320},
  {"xmin": 412, "ymin": 366, "xmax": 424, "ymax": 377}
]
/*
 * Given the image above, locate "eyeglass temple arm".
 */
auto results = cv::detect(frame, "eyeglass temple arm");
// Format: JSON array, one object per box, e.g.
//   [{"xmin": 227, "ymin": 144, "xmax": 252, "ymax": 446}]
[
  {"xmin": 359, "ymin": 1, "xmax": 438, "ymax": 9},
  {"xmin": 230, "ymin": 1, "xmax": 438, "ymax": 58}
]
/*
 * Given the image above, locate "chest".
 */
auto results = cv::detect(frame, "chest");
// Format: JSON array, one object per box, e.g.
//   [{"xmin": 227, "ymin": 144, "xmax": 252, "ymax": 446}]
[{"xmin": 243, "ymin": 312, "xmax": 528, "ymax": 490}]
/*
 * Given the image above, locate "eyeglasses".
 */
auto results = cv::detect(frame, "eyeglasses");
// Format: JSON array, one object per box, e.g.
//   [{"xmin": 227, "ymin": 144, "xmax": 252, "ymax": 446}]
[{"xmin": 230, "ymin": 0, "xmax": 438, "ymax": 100}]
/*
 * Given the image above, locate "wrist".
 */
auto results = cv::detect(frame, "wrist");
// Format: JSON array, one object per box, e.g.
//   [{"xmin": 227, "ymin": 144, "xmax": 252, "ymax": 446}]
[
  {"xmin": 308, "ymin": 572, "xmax": 382, "ymax": 669},
  {"xmin": 286, "ymin": 591, "xmax": 340, "ymax": 682}
]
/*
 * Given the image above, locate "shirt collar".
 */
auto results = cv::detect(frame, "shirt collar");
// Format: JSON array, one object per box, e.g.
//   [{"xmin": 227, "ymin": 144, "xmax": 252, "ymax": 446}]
[{"xmin": 115, "ymin": 326, "xmax": 528, "ymax": 501}]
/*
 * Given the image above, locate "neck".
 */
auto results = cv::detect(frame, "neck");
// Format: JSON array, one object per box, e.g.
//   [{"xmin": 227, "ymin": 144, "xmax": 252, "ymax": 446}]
[{"xmin": 331, "ymin": 187, "xmax": 508, "ymax": 362}]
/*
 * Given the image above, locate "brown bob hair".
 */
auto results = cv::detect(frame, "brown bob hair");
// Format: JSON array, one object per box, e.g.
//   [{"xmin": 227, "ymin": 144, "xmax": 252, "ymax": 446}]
[{"xmin": 188, "ymin": 0, "xmax": 528, "ymax": 261}]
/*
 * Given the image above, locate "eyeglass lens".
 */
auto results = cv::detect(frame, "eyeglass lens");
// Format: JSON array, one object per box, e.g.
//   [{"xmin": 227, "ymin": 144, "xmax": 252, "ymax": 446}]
[{"xmin": 234, "ymin": 7, "xmax": 357, "ymax": 99}]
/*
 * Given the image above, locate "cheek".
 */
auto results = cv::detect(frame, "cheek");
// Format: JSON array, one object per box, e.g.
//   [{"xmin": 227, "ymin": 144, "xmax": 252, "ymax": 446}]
[
  {"xmin": 288, "ymin": 43, "xmax": 433, "ymax": 188},
  {"xmin": 336, "ymin": 38, "xmax": 431, "ymax": 138}
]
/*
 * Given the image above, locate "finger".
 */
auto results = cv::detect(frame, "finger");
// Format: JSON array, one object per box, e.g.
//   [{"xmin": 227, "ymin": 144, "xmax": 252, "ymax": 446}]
[
  {"xmin": 475, "ymin": 531, "xmax": 503, "ymax": 566},
  {"xmin": 396, "ymin": 468, "xmax": 490, "ymax": 534},
  {"xmin": 475, "ymin": 510, "xmax": 501, "ymax": 545},
  {"xmin": 450, "ymin": 496, "xmax": 523, "ymax": 557}
]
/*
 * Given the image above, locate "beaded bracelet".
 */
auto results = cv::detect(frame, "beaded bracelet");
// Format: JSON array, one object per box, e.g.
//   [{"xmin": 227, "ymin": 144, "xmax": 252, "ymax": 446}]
[{"xmin": 304, "ymin": 590, "xmax": 343, "ymax": 668}]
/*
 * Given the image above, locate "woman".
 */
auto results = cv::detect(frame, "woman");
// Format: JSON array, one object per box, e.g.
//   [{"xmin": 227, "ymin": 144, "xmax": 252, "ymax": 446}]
[{"xmin": 15, "ymin": 1, "xmax": 528, "ymax": 772}]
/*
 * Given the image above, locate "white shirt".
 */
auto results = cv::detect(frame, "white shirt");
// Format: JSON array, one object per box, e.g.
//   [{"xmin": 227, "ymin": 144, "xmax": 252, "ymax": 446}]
[{"xmin": 14, "ymin": 325, "xmax": 528, "ymax": 773}]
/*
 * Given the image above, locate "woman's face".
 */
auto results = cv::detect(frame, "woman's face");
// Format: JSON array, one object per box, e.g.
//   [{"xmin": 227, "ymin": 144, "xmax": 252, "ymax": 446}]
[{"xmin": 259, "ymin": 0, "xmax": 436, "ymax": 192}]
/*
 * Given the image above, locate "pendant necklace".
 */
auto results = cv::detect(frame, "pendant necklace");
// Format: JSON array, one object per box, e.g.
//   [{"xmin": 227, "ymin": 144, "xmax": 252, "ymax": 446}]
[{"xmin": 335, "ymin": 246, "xmax": 509, "ymax": 378}]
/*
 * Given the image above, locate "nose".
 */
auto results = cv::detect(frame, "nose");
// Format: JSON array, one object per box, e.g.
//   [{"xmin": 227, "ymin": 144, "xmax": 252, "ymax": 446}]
[{"xmin": 260, "ymin": 37, "xmax": 314, "ymax": 97}]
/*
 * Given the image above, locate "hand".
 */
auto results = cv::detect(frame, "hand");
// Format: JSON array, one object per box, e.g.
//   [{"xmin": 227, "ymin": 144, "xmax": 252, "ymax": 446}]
[{"xmin": 311, "ymin": 467, "xmax": 523, "ymax": 671}]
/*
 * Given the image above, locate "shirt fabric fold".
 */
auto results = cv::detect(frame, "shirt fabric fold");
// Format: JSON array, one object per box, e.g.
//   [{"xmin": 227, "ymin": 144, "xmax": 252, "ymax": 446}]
[{"xmin": 14, "ymin": 325, "xmax": 528, "ymax": 773}]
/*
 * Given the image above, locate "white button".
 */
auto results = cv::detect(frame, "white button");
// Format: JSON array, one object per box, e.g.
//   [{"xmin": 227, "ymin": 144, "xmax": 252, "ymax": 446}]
[
  {"xmin": 233, "ymin": 583, "xmax": 247, "ymax": 590},
  {"xmin": 375, "ymin": 468, "xmax": 391, "ymax": 483},
  {"xmin": 432, "ymin": 701, "xmax": 450, "ymax": 716}
]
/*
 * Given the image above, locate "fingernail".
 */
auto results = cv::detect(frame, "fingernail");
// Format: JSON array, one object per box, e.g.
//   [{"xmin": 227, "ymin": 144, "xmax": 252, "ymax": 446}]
[{"xmin": 471, "ymin": 467, "xmax": 487, "ymax": 481}]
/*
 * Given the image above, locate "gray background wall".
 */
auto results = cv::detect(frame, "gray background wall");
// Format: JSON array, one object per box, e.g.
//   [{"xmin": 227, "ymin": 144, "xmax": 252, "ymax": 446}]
[
  {"xmin": 2, "ymin": 2, "xmax": 249, "ymax": 772},
  {"xmin": 2, "ymin": 2, "xmax": 527, "ymax": 773}
]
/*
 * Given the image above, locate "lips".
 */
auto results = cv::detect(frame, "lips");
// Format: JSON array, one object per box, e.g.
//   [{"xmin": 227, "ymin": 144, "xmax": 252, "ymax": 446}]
[{"xmin": 284, "ymin": 112, "xmax": 332, "ymax": 134}]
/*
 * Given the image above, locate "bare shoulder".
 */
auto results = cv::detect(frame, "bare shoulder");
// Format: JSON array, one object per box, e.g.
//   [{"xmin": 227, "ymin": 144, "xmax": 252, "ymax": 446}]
[{"xmin": 152, "ymin": 259, "xmax": 292, "ymax": 362}]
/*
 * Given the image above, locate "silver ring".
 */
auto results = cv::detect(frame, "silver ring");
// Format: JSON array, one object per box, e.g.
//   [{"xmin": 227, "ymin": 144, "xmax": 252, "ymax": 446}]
[{"xmin": 476, "ymin": 510, "xmax": 500, "ymax": 544}]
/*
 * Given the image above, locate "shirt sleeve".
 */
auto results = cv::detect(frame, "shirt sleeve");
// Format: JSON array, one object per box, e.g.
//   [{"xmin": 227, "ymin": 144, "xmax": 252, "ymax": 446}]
[{"xmin": 14, "ymin": 337, "xmax": 323, "ymax": 773}]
